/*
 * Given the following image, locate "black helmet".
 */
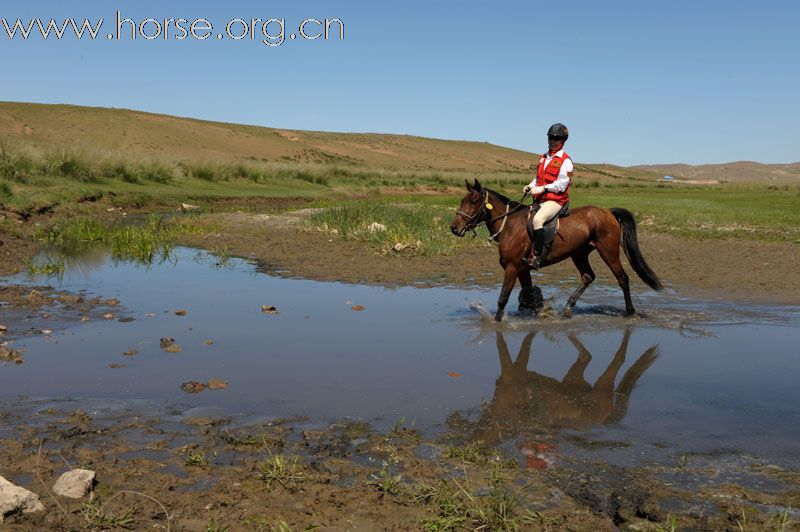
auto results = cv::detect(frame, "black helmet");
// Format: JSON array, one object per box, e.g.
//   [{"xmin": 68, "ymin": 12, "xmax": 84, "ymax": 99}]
[{"xmin": 547, "ymin": 123, "xmax": 569, "ymax": 140}]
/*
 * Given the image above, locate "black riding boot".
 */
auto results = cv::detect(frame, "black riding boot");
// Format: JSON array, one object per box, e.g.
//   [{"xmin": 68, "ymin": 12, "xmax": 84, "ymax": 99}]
[{"xmin": 523, "ymin": 229, "xmax": 546, "ymax": 269}]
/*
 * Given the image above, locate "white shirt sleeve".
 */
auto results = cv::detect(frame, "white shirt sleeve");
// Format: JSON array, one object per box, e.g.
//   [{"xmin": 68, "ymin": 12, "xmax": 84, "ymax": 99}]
[{"xmin": 544, "ymin": 158, "xmax": 573, "ymax": 193}]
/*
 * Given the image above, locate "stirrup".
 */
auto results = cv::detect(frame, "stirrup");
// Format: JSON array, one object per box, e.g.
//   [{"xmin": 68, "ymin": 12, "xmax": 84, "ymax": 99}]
[{"xmin": 522, "ymin": 254, "xmax": 541, "ymax": 270}]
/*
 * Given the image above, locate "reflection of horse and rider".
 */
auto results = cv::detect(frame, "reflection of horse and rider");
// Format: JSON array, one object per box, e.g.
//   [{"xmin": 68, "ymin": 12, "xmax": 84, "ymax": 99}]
[{"xmin": 450, "ymin": 330, "xmax": 660, "ymax": 469}]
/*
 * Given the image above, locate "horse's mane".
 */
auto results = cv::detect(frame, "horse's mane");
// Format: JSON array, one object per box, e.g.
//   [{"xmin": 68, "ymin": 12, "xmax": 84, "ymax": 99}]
[{"xmin": 486, "ymin": 188, "xmax": 523, "ymax": 209}]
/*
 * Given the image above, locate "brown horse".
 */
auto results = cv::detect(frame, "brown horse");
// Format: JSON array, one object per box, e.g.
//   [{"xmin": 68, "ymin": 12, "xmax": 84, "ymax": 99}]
[{"xmin": 450, "ymin": 179, "xmax": 663, "ymax": 321}]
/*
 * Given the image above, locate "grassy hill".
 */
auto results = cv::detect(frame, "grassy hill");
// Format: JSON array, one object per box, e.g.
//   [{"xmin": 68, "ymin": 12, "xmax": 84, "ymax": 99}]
[
  {"xmin": 632, "ymin": 161, "xmax": 800, "ymax": 183},
  {"xmin": 0, "ymin": 101, "xmax": 659, "ymax": 181}
]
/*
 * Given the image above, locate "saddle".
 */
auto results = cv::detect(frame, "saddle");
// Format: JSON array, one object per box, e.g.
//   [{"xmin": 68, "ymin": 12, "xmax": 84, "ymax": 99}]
[{"xmin": 526, "ymin": 201, "xmax": 570, "ymax": 246}]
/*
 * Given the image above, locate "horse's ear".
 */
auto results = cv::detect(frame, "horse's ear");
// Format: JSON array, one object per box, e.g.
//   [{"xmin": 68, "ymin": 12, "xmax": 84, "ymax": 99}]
[
  {"xmin": 465, "ymin": 179, "xmax": 473, "ymax": 191},
  {"xmin": 473, "ymin": 178, "xmax": 482, "ymax": 191}
]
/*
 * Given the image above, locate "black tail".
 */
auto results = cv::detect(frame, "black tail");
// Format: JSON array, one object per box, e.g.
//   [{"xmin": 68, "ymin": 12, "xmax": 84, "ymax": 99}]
[{"xmin": 610, "ymin": 208, "xmax": 663, "ymax": 291}]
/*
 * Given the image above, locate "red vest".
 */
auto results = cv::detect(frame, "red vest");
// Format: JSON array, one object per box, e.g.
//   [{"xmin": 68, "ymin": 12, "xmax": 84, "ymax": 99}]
[{"xmin": 535, "ymin": 151, "xmax": 571, "ymax": 205}]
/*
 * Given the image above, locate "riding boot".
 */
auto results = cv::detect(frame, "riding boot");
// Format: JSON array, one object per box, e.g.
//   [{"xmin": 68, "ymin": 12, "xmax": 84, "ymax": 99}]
[{"xmin": 523, "ymin": 229, "xmax": 546, "ymax": 269}]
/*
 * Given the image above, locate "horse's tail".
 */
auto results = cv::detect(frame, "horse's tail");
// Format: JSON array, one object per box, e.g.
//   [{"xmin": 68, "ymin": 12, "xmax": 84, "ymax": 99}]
[{"xmin": 610, "ymin": 207, "xmax": 663, "ymax": 291}]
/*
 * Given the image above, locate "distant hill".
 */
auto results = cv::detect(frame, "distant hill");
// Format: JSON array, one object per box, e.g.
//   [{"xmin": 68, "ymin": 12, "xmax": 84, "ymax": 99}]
[
  {"xmin": 633, "ymin": 162, "xmax": 800, "ymax": 183},
  {"xmin": 0, "ymin": 101, "xmax": 534, "ymax": 174},
  {"xmin": 0, "ymin": 102, "xmax": 662, "ymax": 185},
  {"xmin": 16, "ymin": 101, "xmax": 796, "ymax": 185}
]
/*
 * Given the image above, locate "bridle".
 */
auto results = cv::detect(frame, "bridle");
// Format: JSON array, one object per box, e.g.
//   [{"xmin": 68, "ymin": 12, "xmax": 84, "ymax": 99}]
[
  {"xmin": 456, "ymin": 189, "xmax": 530, "ymax": 241},
  {"xmin": 456, "ymin": 189, "xmax": 490, "ymax": 235}
]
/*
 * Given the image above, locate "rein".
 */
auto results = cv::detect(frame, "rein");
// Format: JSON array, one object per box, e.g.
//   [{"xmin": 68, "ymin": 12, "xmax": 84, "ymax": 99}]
[{"xmin": 457, "ymin": 190, "xmax": 529, "ymax": 241}]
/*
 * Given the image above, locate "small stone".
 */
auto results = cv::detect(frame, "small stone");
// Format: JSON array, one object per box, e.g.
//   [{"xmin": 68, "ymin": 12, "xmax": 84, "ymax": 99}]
[
  {"xmin": 0, "ymin": 346, "xmax": 23, "ymax": 365},
  {"xmin": 102, "ymin": 313, "xmax": 115, "ymax": 320},
  {"xmin": 108, "ymin": 363, "xmax": 125, "ymax": 369},
  {"xmin": 207, "ymin": 379, "xmax": 229, "ymax": 390},
  {"xmin": 203, "ymin": 339, "xmax": 214, "ymax": 345},
  {"xmin": 41, "ymin": 329, "xmax": 53, "ymax": 336},
  {"xmin": 117, "ymin": 317, "xmax": 135, "ymax": 323},
  {"xmin": 160, "ymin": 337, "xmax": 175, "ymax": 348},
  {"xmin": 52, "ymin": 469, "xmax": 96, "ymax": 499},
  {"xmin": 105, "ymin": 298, "xmax": 120, "ymax": 306},
  {"xmin": 145, "ymin": 313, "xmax": 156, "ymax": 318},
  {"xmin": 80, "ymin": 316, "xmax": 90, "ymax": 322},
  {"xmin": 122, "ymin": 349, "xmax": 138, "ymax": 356},
  {"xmin": 0, "ymin": 325, "xmax": 5, "ymax": 335},
  {"xmin": 261, "ymin": 305, "xmax": 278, "ymax": 314},
  {"xmin": 181, "ymin": 381, "xmax": 206, "ymax": 394},
  {"xmin": 0, "ymin": 475, "xmax": 44, "ymax": 521},
  {"xmin": 164, "ymin": 344, "xmax": 181, "ymax": 353},
  {"xmin": 351, "ymin": 305, "xmax": 366, "ymax": 311},
  {"xmin": 175, "ymin": 310, "xmax": 187, "ymax": 316},
  {"xmin": 181, "ymin": 203, "xmax": 199, "ymax": 212}
]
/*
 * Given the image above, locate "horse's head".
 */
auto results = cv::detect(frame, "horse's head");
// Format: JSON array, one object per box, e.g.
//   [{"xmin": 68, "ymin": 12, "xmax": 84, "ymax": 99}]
[{"xmin": 451, "ymin": 179, "xmax": 487, "ymax": 237}]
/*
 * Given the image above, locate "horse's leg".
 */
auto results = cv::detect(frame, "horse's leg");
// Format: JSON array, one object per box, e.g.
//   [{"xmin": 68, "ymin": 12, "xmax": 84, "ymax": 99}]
[
  {"xmin": 593, "ymin": 329, "xmax": 630, "ymax": 397},
  {"xmin": 495, "ymin": 264, "xmax": 519, "ymax": 322},
  {"xmin": 563, "ymin": 335, "xmax": 592, "ymax": 391},
  {"xmin": 516, "ymin": 269, "xmax": 543, "ymax": 313},
  {"xmin": 563, "ymin": 249, "xmax": 596, "ymax": 318},
  {"xmin": 596, "ymin": 239, "xmax": 635, "ymax": 316}
]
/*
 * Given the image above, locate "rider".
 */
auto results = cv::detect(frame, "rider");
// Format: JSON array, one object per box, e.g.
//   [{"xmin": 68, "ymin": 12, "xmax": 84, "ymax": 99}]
[{"xmin": 522, "ymin": 123, "xmax": 573, "ymax": 269}]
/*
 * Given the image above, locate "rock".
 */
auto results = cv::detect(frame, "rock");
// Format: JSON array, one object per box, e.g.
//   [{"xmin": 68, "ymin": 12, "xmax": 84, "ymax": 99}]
[
  {"xmin": 351, "ymin": 305, "xmax": 366, "ymax": 311},
  {"xmin": 181, "ymin": 381, "xmax": 206, "ymax": 393},
  {"xmin": 117, "ymin": 317, "xmax": 135, "ymax": 323},
  {"xmin": 207, "ymin": 379, "xmax": 229, "ymax": 390},
  {"xmin": 104, "ymin": 298, "xmax": 120, "ymax": 306},
  {"xmin": 392, "ymin": 243, "xmax": 408, "ymax": 252},
  {"xmin": 0, "ymin": 346, "xmax": 23, "ymax": 365},
  {"xmin": 109, "ymin": 363, "xmax": 125, "ymax": 369},
  {"xmin": 181, "ymin": 203, "xmax": 199, "ymax": 212},
  {"xmin": 52, "ymin": 469, "xmax": 95, "ymax": 499},
  {"xmin": 0, "ymin": 325, "xmax": 6, "ymax": 335},
  {"xmin": 122, "ymin": 349, "xmax": 138, "ymax": 356},
  {"xmin": 0, "ymin": 475, "xmax": 44, "ymax": 522},
  {"xmin": 174, "ymin": 310, "xmax": 187, "ymax": 316},
  {"xmin": 102, "ymin": 313, "xmax": 115, "ymax": 320},
  {"xmin": 202, "ymin": 339, "xmax": 214, "ymax": 346},
  {"xmin": 160, "ymin": 337, "xmax": 182, "ymax": 353},
  {"xmin": 80, "ymin": 316, "xmax": 90, "ymax": 322},
  {"xmin": 367, "ymin": 222, "xmax": 387, "ymax": 233},
  {"xmin": 145, "ymin": 313, "xmax": 156, "ymax": 318},
  {"xmin": 261, "ymin": 305, "xmax": 279, "ymax": 315}
]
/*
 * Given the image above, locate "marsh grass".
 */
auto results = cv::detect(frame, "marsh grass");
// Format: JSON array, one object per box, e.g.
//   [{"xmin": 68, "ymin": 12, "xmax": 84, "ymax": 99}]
[
  {"xmin": 81, "ymin": 493, "xmax": 136, "ymax": 529},
  {"xmin": 259, "ymin": 454, "xmax": 305, "ymax": 490},
  {"xmin": 34, "ymin": 215, "xmax": 204, "ymax": 265},
  {"xmin": 308, "ymin": 200, "xmax": 485, "ymax": 256}
]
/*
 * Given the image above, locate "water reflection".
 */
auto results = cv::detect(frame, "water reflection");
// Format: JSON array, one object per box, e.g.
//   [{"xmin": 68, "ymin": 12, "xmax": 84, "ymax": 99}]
[{"xmin": 452, "ymin": 330, "xmax": 660, "ymax": 469}]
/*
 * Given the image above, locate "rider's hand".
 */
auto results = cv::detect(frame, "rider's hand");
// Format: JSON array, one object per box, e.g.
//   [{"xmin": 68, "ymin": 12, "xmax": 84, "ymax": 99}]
[
  {"xmin": 532, "ymin": 186, "xmax": 546, "ymax": 196},
  {"xmin": 523, "ymin": 185, "xmax": 532, "ymax": 194}
]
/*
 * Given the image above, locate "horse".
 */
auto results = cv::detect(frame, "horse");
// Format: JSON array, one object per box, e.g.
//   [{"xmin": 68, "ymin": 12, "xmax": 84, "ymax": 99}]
[{"xmin": 450, "ymin": 179, "xmax": 663, "ymax": 321}]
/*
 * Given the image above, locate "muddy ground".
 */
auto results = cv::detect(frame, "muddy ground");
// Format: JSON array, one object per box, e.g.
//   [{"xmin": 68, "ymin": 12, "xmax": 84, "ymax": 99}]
[
  {"xmin": 180, "ymin": 211, "xmax": 800, "ymax": 306},
  {"xmin": 1, "ymin": 398, "xmax": 797, "ymax": 531},
  {"xmin": 2, "ymin": 204, "xmax": 800, "ymax": 529}
]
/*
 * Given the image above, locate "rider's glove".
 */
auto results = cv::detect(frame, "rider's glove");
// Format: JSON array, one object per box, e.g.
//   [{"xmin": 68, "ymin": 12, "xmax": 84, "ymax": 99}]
[
  {"xmin": 532, "ymin": 186, "xmax": 547, "ymax": 196},
  {"xmin": 523, "ymin": 185, "xmax": 532, "ymax": 194}
]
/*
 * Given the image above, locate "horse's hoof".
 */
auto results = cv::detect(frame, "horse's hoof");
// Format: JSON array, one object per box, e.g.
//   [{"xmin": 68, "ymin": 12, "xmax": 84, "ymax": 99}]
[
  {"xmin": 562, "ymin": 308, "xmax": 573, "ymax": 319},
  {"xmin": 494, "ymin": 314, "xmax": 503, "ymax": 322}
]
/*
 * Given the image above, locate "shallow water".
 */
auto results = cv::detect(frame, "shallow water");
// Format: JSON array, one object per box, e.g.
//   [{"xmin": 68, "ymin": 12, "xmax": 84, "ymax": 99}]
[{"xmin": 2, "ymin": 247, "xmax": 800, "ymax": 474}]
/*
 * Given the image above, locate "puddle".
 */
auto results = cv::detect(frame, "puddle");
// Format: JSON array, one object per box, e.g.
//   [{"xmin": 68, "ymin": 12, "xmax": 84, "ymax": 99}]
[{"xmin": 2, "ymin": 247, "xmax": 800, "ymax": 480}]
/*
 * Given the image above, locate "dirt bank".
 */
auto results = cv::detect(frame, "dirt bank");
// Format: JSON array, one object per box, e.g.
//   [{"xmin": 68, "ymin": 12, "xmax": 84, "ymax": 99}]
[
  {"xmin": 180, "ymin": 211, "xmax": 800, "ymax": 306},
  {"xmin": 1, "ymin": 399, "xmax": 794, "ymax": 531}
]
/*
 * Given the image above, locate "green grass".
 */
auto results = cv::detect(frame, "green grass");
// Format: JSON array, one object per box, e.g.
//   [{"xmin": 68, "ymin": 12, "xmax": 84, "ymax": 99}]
[
  {"xmin": 32, "ymin": 214, "xmax": 205, "ymax": 266},
  {"xmin": 259, "ymin": 454, "xmax": 305, "ymax": 490},
  {"xmin": 571, "ymin": 185, "xmax": 800, "ymax": 242}
]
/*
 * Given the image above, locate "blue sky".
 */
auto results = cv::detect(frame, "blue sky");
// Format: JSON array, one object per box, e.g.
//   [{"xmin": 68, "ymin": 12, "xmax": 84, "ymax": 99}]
[{"xmin": 1, "ymin": 0, "xmax": 798, "ymax": 165}]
